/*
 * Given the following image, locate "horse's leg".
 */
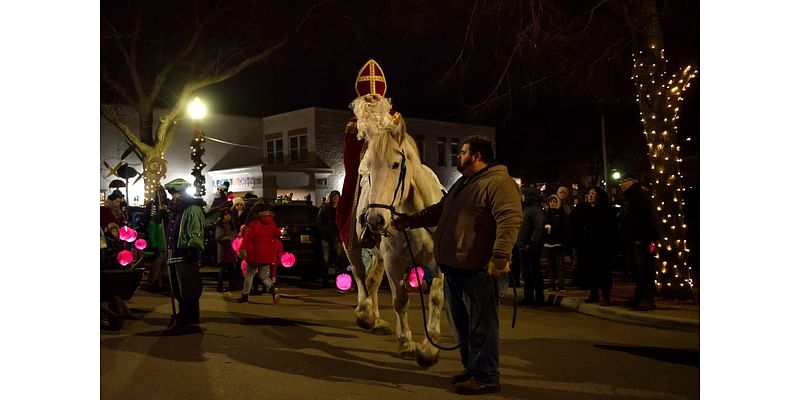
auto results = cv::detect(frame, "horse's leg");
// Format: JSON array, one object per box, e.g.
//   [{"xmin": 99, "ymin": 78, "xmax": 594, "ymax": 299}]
[
  {"xmin": 384, "ymin": 255, "xmax": 415, "ymax": 360},
  {"xmin": 411, "ymin": 233, "xmax": 443, "ymax": 368},
  {"xmin": 366, "ymin": 255, "xmax": 392, "ymax": 335},
  {"xmin": 416, "ymin": 266, "xmax": 444, "ymax": 368},
  {"xmin": 346, "ymin": 246, "xmax": 376, "ymax": 331}
]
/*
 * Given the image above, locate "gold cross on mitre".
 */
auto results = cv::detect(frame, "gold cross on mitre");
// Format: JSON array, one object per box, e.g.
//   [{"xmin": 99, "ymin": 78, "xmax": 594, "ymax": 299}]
[{"xmin": 355, "ymin": 59, "xmax": 388, "ymax": 98}]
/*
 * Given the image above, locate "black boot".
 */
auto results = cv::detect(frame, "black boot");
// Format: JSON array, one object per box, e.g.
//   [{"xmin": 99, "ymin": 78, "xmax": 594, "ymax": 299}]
[{"xmin": 585, "ymin": 289, "xmax": 599, "ymax": 303}]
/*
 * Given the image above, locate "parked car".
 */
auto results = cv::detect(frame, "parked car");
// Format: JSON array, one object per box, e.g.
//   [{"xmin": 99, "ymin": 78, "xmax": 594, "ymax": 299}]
[{"xmin": 269, "ymin": 201, "xmax": 327, "ymax": 284}]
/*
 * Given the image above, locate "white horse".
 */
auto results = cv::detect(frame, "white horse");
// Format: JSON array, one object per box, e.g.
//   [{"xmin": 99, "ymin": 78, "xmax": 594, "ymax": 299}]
[{"xmin": 343, "ymin": 118, "xmax": 446, "ymax": 368}]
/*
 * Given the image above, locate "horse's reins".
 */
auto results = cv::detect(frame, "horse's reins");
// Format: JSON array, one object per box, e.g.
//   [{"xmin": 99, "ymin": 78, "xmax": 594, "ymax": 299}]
[{"xmin": 363, "ymin": 150, "xmax": 516, "ymax": 351}]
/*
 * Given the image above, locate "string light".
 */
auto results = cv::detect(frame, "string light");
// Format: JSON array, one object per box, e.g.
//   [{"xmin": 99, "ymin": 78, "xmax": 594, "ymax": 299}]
[{"xmin": 632, "ymin": 46, "xmax": 698, "ymax": 299}]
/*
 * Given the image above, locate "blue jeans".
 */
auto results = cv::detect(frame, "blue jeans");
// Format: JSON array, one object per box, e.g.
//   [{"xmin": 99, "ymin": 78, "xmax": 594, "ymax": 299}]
[
  {"xmin": 243, "ymin": 263, "xmax": 273, "ymax": 295},
  {"xmin": 443, "ymin": 268, "xmax": 500, "ymax": 384}
]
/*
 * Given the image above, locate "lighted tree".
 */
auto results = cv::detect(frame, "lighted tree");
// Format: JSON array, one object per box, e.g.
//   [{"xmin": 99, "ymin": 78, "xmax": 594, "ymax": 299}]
[
  {"xmin": 631, "ymin": 2, "xmax": 697, "ymax": 299},
  {"xmin": 414, "ymin": 0, "xmax": 698, "ymax": 299},
  {"xmin": 101, "ymin": 2, "xmax": 319, "ymax": 202}
]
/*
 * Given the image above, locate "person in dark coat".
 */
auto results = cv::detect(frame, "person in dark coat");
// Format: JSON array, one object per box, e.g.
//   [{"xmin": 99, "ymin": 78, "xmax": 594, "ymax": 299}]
[
  {"xmin": 618, "ymin": 178, "xmax": 660, "ymax": 311},
  {"xmin": 317, "ymin": 190, "xmax": 342, "ymax": 267},
  {"xmin": 543, "ymin": 194, "xmax": 570, "ymax": 291},
  {"xmin": 572, "ymin": 187, "xmax": 618, "ymax": 305},
  {"xmin": 516, "ymin": 186, "xmax": 546, "ymax": 306},
  {"xmin": 215, "ymin": 209, "xmax": 237, "ymax": 292}
]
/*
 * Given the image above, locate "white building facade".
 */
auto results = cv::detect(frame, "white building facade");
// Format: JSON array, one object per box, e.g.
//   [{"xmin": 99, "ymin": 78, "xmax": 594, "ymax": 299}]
[{"xmin": 101, "ymin": 106, "xmax": 495, "ymax": 206}]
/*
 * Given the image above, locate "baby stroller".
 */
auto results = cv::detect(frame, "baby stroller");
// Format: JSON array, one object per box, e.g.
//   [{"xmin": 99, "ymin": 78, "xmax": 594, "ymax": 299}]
[
  {"xmin": 101, "ymin": 226, "xmax": 146, "ymax": 330},
  {"xmin": 101, "ymin": 267, "xmax": 146, "ymax": 330}
]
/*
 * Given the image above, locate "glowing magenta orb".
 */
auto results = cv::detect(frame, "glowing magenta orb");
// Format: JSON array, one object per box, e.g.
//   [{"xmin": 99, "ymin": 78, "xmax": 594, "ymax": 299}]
[
  {"xmin": 281, "ymin": 252, "xmax": 295, "ymax": 268},
  {"xmin": 117, "ymin": 250, "xmax": 133, "ymax": 266},
  {"xmin": 336, "ymin": 273, "xmax": 352, "ymax": 291},
  {"xmin": 240, "ymin": 260, "xmax": 248, "ymax": 276},
  {"xmin": 135, "ymin": 238, "xmax": 147, "ymax": 250},
  {"xmin": 408, "ymin": 266, "xmax": 425, "ymax": 289},
  {"xmin": 119, "ymin": 226, "xmax": 137, "ymax": 243},
  {"xmin": 232, "ymin": 236, "xmax": 243, "ymax": 252},
  {"xmin": 649, "ymin": 241, "xmax": 656, "ymax": 254}
]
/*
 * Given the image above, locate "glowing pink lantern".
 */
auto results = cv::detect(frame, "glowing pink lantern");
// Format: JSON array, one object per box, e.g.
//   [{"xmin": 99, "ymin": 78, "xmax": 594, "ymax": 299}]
[
  {"xmin": 232, "ymin": 236, "xmax": 243, "ymax": 253},
  {"xmin": 649, "ymin": 241, "xmax": 656, "ymax": 254},
  {"xmin": 240, "ymin": 260, "xmax": 248, "ymax": 276},
  {"xmin": 117, "ymin": 250, "xmax": 133, "ymax": 266},
  {"xmin": 336, "ymin": 273, "xmax": 352, "ymax": 291},
  {"xmin": 119, "ymin": 226, "xmax": 137, "ymax": 243},
  {"xmin": 135, "ymin": 238, "xmax": 147, "ymax": 250},
  {"xmin": 280, "ymin": 252, "xmax": 295, "ymax": 268},
  {"xmin": 118, "ymin": 226, "xmax": 131, "ymax": 241},
  {"xmin": 407, "ymin": 266, "xmax": 425, "ymax": 289}
]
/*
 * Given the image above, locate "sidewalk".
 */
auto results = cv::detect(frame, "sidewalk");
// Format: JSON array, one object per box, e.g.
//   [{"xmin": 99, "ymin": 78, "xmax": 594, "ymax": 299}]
[{"xmin": 503, "ymin": 275, "xmax": 700, "ymax": 331}]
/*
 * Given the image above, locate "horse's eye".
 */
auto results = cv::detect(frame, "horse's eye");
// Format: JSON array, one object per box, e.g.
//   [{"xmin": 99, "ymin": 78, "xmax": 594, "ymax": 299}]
[{"xmin": 392, "ymin": 162, "xmax": 400, "ymax": 169}]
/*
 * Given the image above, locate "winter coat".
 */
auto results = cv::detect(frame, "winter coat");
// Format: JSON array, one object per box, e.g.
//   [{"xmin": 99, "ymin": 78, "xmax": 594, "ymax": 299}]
[
  {"xmin": 410, "ymin": 164, "xmax": 522, "ymax": 270},
  {"xmin": 241, "ymin": 214, "xmax": 281, "ymax": 266},
  {"xmin": 317, "ymin": 203, "xmax": 339, "ymax": 241},
  {"xmin": 166, "ymin": 197, "xmax": 205, "ymax": 251},
  {"xmin": 572, "ymin": 202, "xmax": 618, "ymax": 256},
  {"xmin": 215, "ymin": 218, "xmax": 237, "ymax": 264},
  {"xmin": 517, "ymin": 199, "xmax": 545, "ymax": 249},
  {"xmin": 618, "ymin": 183, "xmax": 660, "ymax": 244},
  {"xmin": 543, "ymin": 200, "xmax": 569, "ymax": 246}
]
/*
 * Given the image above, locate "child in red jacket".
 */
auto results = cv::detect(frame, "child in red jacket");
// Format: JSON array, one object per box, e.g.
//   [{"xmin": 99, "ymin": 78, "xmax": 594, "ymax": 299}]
[{"xmin": 238, "ymin": 202, "xmax": 282, "ymax": 304}]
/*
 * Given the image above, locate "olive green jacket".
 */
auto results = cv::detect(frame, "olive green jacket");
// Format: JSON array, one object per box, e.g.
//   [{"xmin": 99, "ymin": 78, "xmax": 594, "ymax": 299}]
[{"xmin": 410, "ymin": 164, "xmax": 522, "ymax": 270}]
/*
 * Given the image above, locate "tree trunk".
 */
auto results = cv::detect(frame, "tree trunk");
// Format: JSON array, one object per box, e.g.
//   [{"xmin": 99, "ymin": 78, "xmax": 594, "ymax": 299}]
[{"xmin": 632, "ymin": 0, "xmax": 697, "ymax": 300}]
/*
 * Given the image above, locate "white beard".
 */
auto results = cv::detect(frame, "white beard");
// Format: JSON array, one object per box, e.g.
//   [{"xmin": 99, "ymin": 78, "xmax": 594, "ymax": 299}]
[{"xmin": 350, "ymin": 96, "xmax": 393, "ymax": 140}]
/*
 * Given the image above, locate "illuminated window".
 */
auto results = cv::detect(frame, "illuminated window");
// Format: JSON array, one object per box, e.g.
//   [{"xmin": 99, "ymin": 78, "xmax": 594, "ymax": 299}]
[
  {"xmin": 414, "ymin": 135, "xmax": 425, "ymax": 163},
  {"xmin": 289, "ymin": 128, "xmax": 308, "ymax": 163},
  {"xmin": 437, "ymin": 137, "xmax": 446, "ymax": 166},
  {"xmin": 450, "ymin": 138, "xmax": 460, "ymax": 166},
  {"xmin": 266, "ymin": 137, "xmax": 283, "ymax": 165}
]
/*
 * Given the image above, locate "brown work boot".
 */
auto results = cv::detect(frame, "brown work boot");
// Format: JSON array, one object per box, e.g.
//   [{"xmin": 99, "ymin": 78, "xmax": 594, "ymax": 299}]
[
  {"xmin": 454, "ymin": 377, "xmax": 501, "ymax": 395},
  {"xmin": 450, "ymin": 370, "xmax": 471, "ymax": 385}
]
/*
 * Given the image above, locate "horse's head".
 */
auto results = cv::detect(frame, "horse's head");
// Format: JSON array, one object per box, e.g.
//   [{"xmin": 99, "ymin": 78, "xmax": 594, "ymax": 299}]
[{"xmin": 360, "ymin": 115, "xmax": 416, "ymax": 234}]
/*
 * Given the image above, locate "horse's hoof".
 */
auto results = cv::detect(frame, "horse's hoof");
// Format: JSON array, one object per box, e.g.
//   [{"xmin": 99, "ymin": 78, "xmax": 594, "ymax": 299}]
[
  {"xmin": 417, "ymin": 350, "xmax": 439, "ymax": 369},
  {"xmin": 356, "ymin": 315, "xmax": 375, "ymax": 331},
  {"xmin": 399, "ymin": 343, "xmax": 417, "ymax": 360},
  {"xmin": 371, "ymin": 319, "xmax": 392, "ymax": 335}
]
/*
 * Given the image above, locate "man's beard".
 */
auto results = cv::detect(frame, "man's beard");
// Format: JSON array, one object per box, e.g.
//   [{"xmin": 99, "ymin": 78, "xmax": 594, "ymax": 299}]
[
  {"xmin": 456, "ymin": 156, "xmax": 472, "ymax": 173},
  {"xmin": 350, "ymin": 96, "xmax": 393, "ymax": 140}
]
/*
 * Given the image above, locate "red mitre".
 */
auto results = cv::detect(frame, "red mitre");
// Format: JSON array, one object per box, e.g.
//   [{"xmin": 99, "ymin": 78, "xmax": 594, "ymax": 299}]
[{"xmin": 354, "ymin": 59, "xmax": 387, "ymax": 98}]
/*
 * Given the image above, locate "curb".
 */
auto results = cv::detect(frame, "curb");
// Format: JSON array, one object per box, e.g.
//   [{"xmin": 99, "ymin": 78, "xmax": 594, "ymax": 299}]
[{"xmin": 549, "ymin": 294, "xmax": 700, "ymax": 332}]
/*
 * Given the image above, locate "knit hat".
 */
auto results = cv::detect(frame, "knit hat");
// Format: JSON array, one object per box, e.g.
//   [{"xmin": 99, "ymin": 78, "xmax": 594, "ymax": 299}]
[
  {"xmin": 232, "ymin": 197, "xmax": 245, "ymax": 208},
  {"xmin": 557, "ymin": 186, "xmax": 569, "ymax": 196}
]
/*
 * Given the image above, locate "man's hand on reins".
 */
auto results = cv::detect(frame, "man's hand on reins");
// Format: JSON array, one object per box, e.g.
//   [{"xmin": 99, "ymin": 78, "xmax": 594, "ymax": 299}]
[
  {"xmin": 487, "ymin": 253, "xmax": 510, "ymax": 277},
  {"xmin": 391, "ymin": 215, "xmax": 411, "ymax": 230}
]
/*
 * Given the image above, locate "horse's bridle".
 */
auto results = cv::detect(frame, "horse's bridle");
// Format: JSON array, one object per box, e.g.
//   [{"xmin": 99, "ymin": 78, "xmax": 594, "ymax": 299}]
[{"xmin": 365, "ymin": 149, "xmax": 408, "ymax": 222}]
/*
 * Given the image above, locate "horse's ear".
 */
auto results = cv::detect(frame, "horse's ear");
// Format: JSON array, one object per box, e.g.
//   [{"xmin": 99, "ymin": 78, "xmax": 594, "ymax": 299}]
[{"xmin": 390, "ymin": 113, "xmax": 407, "ymax": 143}]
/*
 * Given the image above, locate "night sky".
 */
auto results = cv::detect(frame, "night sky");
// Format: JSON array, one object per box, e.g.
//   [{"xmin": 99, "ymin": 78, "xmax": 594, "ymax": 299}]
[{"xmin": 101, "ymin": 0, "xmax": 699, "ymax": 184}]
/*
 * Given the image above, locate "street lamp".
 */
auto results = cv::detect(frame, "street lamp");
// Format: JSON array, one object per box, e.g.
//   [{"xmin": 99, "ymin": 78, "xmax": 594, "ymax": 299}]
[
  {"xmin": 611, "ymin": 171, "xmax": 622, "ymax": 181},
  {"xmin": 188, "ymin": 97, "xmax": 207, "ymax": 198}
]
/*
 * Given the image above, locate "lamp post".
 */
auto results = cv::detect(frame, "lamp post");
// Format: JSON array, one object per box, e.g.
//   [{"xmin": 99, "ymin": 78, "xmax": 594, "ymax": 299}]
[{"xmin": 188, "ymin": 97, "xmax": 207, "ymax": 198}]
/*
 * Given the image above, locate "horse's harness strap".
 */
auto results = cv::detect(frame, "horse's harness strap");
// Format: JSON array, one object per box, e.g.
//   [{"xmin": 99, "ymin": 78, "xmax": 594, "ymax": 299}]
[{"xmin": 366, "ymin": 149, "xmax": 407, "ymax": 218}]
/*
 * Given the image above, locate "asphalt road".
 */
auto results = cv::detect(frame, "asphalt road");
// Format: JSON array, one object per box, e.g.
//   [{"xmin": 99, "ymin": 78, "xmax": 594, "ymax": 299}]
[{"xmin": 101, "ymin": 279, "xmax": 699, "ymax": 400}]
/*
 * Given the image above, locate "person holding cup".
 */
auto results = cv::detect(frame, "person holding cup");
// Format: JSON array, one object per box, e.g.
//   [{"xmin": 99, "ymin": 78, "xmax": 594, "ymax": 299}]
[{"xmin": 543, "ymin": 194, "xmax": 569, "ymax": 292}]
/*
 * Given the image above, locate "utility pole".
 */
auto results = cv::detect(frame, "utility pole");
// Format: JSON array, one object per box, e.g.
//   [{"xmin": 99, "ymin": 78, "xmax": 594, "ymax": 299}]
[{"xmin": 601, "ymin": 115, "xmax": 608, "ymax": 190}]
